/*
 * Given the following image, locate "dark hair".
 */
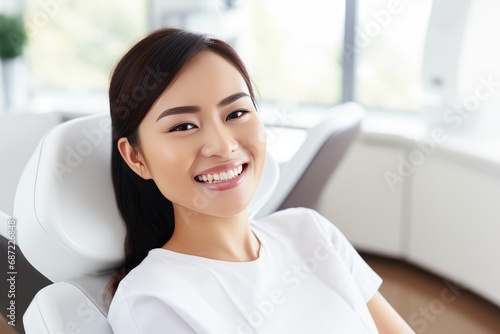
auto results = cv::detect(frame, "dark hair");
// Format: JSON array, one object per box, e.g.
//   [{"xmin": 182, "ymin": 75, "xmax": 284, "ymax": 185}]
[{"xmin": 107, "ymin": 28, "xmax": 256, "ymax": 294}]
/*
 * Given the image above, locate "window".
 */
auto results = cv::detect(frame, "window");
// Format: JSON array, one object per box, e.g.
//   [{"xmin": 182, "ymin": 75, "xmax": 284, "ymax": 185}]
[
  {"xmin": 23, "ymin": 0, "xmax": 147, "ymax": 112},
  {"xmin": 355, "ymin": 0, "xmax": 433, "ymax": 111},
  {"xmin": 21, "ymin": 0, "xmax": 435, "ymax": 114},
  {"xmin": 457, "ymin": 0, "xmax": 500, "ymax": 134},
  {"xmin": 238, "ymin": 0, "xmax": 345, "ymax": 107},
  {"xmin": 24, "ymin": 0, "xmax": 344, "ymax": 113}
]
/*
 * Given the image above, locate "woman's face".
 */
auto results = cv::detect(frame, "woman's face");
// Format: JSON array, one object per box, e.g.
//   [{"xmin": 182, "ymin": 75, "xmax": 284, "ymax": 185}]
[{"xmin": 121, "ymin": 51, "xmax": 266, "ymax": 219}]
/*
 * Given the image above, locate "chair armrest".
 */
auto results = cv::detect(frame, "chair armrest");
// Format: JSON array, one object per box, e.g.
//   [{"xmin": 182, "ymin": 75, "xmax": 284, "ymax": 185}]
[{"xmin": 23, "ymin": 281, "xmax": 113, "ymax": 334}]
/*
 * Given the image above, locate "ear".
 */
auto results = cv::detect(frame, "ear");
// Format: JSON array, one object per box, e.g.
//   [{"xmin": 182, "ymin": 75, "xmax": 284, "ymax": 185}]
[{"xmin": 117, "ymin": 137, "xmax": 153, "ymax": 180}]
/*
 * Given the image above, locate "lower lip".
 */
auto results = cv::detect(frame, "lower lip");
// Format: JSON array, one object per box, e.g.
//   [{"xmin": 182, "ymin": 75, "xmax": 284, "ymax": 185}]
[{"xmin": 196, "ymin": 166, "xmax": 247, "ymax": 191}]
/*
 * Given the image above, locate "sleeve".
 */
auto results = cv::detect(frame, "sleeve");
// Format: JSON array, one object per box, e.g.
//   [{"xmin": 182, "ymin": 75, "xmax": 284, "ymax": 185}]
[
  {"xmin": 305, "ymin": 208, "xmax": 383, "ymax": 302},
  {"xmin": 108, "ymin": 294, "xmax": 196, "ymax": 334}
]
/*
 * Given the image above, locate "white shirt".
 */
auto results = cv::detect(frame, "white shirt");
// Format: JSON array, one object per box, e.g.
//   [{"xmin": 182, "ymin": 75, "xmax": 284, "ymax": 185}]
[{"xmin": 108, "ymin": 208, "xmax": 382, "ymax": 333}]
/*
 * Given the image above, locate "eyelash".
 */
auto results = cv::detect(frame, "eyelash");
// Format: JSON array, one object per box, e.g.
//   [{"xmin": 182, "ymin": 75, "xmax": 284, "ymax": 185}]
[
  {"xmin": 226, "ymin": 109, "xmax": 248, "ymax": 121},
  {"xmin": 167, "ymin": 109, "xmax": 249, "ymax": 132},
  {"xmin": 168, "ymin": 123, "xmax": 196, "ymax": 132}
]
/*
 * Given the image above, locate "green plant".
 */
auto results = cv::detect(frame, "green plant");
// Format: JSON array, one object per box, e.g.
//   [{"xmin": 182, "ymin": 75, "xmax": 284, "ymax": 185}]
[{"xmin": 0, "ymin": 14, "xmax": 27, "ymax": 59}]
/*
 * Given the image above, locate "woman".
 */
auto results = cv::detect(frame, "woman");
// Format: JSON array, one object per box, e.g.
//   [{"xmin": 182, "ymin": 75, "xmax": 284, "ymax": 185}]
[{"xmin": 107, "ymin": 28, "xmax": 414, "ymax": 334}]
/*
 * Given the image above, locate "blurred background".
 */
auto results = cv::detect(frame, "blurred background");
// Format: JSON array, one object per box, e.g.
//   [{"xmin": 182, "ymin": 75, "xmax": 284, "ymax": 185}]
[{"xmin": 1, "ymin": 0, "xmax": 500, "ymax": 333}]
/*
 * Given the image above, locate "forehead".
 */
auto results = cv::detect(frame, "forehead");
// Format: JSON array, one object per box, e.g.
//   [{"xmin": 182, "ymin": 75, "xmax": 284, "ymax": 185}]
[{"xmin": 155, "ymin": 51, "xmax": 249, "ymax": 107}]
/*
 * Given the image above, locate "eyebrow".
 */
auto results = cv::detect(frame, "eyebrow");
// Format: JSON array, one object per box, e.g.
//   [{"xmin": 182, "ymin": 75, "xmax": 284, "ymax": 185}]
[{"xmin": 156, "ymin": 92, "xmax": 250, "ymax": 122}]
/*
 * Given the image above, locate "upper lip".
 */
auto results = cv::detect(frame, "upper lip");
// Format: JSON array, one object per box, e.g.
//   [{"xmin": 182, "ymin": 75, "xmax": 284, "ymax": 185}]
[{"xmin": 195, "ymin": 161, "xmax": 247, "ymax": 177}]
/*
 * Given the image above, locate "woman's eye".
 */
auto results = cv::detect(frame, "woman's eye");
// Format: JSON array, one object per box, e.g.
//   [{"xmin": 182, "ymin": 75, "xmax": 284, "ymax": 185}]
[
  {"xmin": 226, "ymin": 110, "xmax": 248, "ymax": 121},
  {"xmin": 168, "ymin": 123, "xmax": 197, "ymax": 132}
]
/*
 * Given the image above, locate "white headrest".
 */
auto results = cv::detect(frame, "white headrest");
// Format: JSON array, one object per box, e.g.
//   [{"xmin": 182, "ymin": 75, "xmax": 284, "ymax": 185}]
[{"xmin": 14, "ymin": 114, "xmax": 278, "ymax": 282}]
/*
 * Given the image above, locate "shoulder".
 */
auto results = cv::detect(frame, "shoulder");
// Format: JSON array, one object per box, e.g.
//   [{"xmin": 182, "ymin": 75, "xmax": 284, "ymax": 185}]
[
  {"xmin": 253, "ymin": 207, "xmax": 350, "ymax": 251},
  {"xmin": 254, "ymin": 207, "xmax": 334, "ymax": 230},
  {"xmin": 109, "ymin": 276, "xmax": 196, "ymax": 334},
  {"xmin": 112, "ymin": 250, "xmax": 195, "ymax": 298},
  {"xmin": 253, "ymin": 207, "xmax": 341, "ymax": 241},
  {"xmin": 255, "ymin": 207, "xmax": 321, "ymax": 225}
]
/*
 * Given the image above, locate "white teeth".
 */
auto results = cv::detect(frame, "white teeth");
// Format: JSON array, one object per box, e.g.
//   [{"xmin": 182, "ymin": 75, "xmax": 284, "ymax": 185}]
[{"xmin": 196, "ymin": 164, "xmax": 245, "ymax": 183}]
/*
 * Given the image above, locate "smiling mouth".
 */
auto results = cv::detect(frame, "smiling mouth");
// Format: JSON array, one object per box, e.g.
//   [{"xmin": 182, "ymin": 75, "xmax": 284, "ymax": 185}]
[{"xmin": 195, "ymin": 164, "xmax": 247, "ymax": 183}]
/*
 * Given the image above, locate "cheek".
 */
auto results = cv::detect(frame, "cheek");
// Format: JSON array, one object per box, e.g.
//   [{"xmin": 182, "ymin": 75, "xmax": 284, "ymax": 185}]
[
  {"xmin": 239, "ymin": 118, "xmax": 267, "ymax": 176},
  {"xmin": 143, "ymin": 141, "xmax": 195, "ymax": 187},
  {"xmin": 240, "ymin": 117, "xmax": 267, "ymax": 152},
  {"xmin": 148, "ymin": 147, "xmax": 180, "ymax": 171}
]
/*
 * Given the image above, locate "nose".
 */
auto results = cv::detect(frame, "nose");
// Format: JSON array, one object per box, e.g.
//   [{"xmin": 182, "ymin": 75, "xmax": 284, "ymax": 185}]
[{"xmin": 200, "ymin": 123, "xmax": 238, "ymax": 158}]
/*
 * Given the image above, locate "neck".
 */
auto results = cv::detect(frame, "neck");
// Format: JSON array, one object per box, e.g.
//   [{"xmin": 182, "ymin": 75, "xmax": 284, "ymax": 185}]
[{"xmin": 163, "ymin": 205, "xmax": 260, "ymax": 262}]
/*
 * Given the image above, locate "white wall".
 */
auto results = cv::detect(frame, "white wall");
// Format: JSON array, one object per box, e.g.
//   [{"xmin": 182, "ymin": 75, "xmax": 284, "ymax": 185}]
[{"xmin": 316, "ymin": 124, "xmax": 500, "ymax": 307}]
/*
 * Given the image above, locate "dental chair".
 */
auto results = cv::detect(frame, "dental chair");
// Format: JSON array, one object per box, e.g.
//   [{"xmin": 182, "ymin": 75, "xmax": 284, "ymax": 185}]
[
  {"xmin": 12, "ymin": 113, "xmax": 279, "ymax": 334},
  {"xmin": 12, "ymin": 102, "xmax": 364, "ymax": 333}
]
